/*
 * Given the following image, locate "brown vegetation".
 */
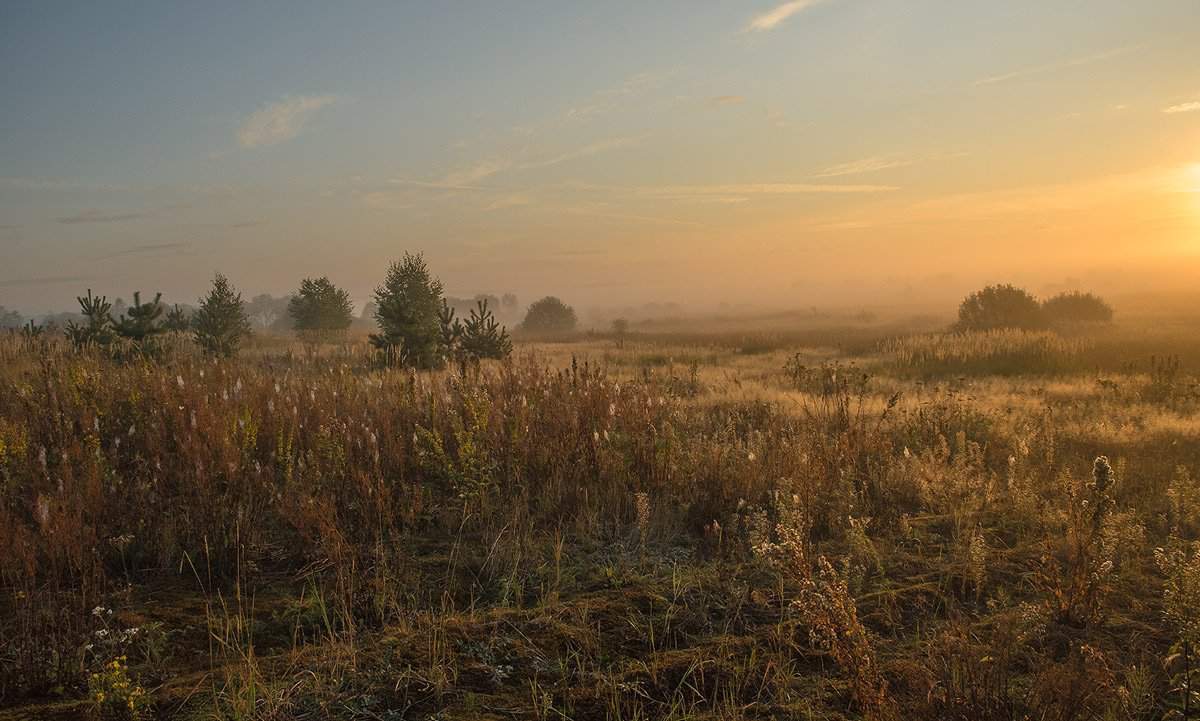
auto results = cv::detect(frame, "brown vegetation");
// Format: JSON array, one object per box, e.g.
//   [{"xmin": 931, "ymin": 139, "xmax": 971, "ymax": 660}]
[{"xmin": 1, "ymin": 316, "xmax": 1198, "ymax": 719}]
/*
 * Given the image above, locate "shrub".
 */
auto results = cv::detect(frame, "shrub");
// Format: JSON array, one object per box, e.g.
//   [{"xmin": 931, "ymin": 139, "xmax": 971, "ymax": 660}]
[
  {"xmin": 1041, "ymin": 291, "xmax": 1113, "ymax": 326},
  {"xmin": 612, "ymin": 318, "xmax": 629, "ymax": 348},
  {"xmin": 370, "ymin": 253, "xmax": 445, "ymax": 368},
  {"xmin": 0, "ymin": 306, "xmax": 22, "ymax": 330},
  {"xmin": 192, "ymin": 274, "xmax": 252, "ymax": 357},
  {"xmin": 520, "ymin": 296, "xmax": 576, "ymax": 336},
  {"xmin": 287, "ymin": 277, "xmax": 355, "ymax": 337},
  {"xmin": 954, "ymin": 284, "xmax": 1045, "ymax": 332}
]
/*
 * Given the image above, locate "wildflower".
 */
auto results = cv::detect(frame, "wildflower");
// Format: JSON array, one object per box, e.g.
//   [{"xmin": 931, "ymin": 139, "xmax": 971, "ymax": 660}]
[{"xmin": 634, "ymin": 492, "xmax": 651, "ymax": 541}]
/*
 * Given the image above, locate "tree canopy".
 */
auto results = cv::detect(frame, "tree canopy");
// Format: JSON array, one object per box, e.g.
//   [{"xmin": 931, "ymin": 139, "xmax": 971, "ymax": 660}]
[
  {"xmin": 1042, "ymin": 291, "xmax": 1114, "ymax": 326},
  {"xmin": 288, "ymin": 277, "xmax": 355, "ymax": 335},
  {"xmin": 954, "ymin": 284, "xmax": 1045, "ymax": 332},
  {"xmin": 520, "ymin": 296, "xmax": 577, "ymax": 335}
]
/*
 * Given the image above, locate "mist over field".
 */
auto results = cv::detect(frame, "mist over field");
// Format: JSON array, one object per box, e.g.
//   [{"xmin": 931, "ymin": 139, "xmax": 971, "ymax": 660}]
[{"xmin": 3, "ymin": 3, "xmax": 1200, "ymax": 720}]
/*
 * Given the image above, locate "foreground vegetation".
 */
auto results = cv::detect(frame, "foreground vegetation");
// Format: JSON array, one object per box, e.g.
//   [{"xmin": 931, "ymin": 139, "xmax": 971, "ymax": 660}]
[{"xmin": 3, "ymin": 317, "xmax": 1200, "ymax": 719}]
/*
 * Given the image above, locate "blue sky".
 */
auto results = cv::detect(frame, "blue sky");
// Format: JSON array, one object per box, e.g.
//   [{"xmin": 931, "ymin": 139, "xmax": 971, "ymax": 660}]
[{"xmin": 2, "ymin": 1, "xmax": 1198, "ymax": 315}]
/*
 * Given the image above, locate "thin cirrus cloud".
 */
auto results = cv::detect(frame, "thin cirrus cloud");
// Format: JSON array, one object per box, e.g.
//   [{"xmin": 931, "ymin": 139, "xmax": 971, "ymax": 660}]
[
  {"xmin": 640, "ymin": 182, "xmax": 897, "ymax": 198},
  {"xmin": 434, "ymin": 136, "xmax": 644, "ymax": 188},
  {"xmin": 744, "ymin": 0, "xmax": 827, "ymax": 32},
  {"xmin": 93, "ymin": 242, "xmax": 190, "ymax": 261},
  {"xmin": 812, "ymin": 156, "xmax": 913, "ymax": 178},
  {"xmin": 57, "ymin": 209, "xmax": 144, "ymax": 224},
  {"xmin": 709, "ymin": 95, "xmax": 746, "ymax": 106},
  {"xmin": 971, "ymin": 46, "xmax": 1134, "ymax": 87},
  {"xmin": 0, "ymin": 275, "xmax": 94, "ymax": 288},
  {"xmin": 1163, "ymin": 101, "xmax": 1200, "ymax": 114},
  {"xmin": 237, "ymin": 94, "xmax": 337, "ymax": 148}
]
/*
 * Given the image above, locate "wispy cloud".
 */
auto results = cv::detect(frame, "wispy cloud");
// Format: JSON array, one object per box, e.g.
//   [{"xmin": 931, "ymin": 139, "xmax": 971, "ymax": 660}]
[
  {"xmin": 1163, "ymin": 101, "xmax": 1200, "ymax": 114},
  {"xmin": 559, "ymin": 72, "xmax": 669, "ymax": 123},
  {"xmin": 745, "ymin": 0, "xmax": 826, "ymax": 32},
  {"xmin": 560, "ymin": 205, "xmax": 705, "ymax": 227},
  {"xmin": 94, "ymin": 242, "xmax": 190, "ymax": 261},
  {"xmin": 0, "ymin": 275, "xmax": 93, "ymax": 288},
  {"xmin": 433, "ymin": 136, "xmax": 643, "ymax": 187},
  {"xmin": 57, "ymin": 209, "xmax": 144, "ymax": 224},
  {"xmin": 709, "ymin": 95, "xmax": 746, "ymax": 106},
  {"xmin": 484, "ymin": 193, "xmax": 535, "ymax": 211},
  {"xmin": 641, "ymin": 182, "xmax": 897, "ymax": 198},
  {"xmin": 522, "ymin": 136, "xmax": 642, "ymax": 170},
  {"xmin": 439, "ymin": 160, "xmax": 512, "ymax": 187},
  {"xmin": 1, "ymin": 177, "xmax": 131, "ymax": 192},
  {"xmin": 237, "ymin": 94, "xmax": 336, "ymax": 148},
  {"xmin": 360, "ymin": 194, "xmax": 406, "ymax": 211},
  {"xmin": 971, "ymin": 46, "xmax": 1134, "ymax": 87},
  {"xmin": 813, "ymin": 156, "xmax": 913, "ymax": 178}
]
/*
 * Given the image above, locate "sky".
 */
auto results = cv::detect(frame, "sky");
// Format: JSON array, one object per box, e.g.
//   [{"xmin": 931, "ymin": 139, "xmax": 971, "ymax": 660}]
[{"xmin": 1, "ymin": 1, "xmax": 1198, "ymax": 317}]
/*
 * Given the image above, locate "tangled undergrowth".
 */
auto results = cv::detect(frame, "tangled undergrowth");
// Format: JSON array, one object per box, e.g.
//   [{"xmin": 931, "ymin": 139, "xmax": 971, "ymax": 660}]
[{"xmin": 2, "ymin": 331, "xmax": 1199, "ymax": 719}]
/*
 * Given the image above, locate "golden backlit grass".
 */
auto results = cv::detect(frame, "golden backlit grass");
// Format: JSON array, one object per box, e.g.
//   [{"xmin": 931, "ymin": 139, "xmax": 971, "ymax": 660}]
[{"xmin": 1, "ymin": 324, "xmax": 1199, "ymax": 719}]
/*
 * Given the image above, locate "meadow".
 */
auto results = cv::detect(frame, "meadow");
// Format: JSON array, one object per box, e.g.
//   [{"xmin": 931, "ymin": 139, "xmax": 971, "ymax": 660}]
[{"xmin": 3, "ymin": 315, "xmax": 1200, "ymax": 720}]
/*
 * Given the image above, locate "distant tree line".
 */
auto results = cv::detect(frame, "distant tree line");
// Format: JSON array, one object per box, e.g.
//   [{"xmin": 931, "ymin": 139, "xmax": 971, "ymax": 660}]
[
  {"xmin": 23, "ymin": 252, "xmax": 581, "ymax": 367},
  {"xmin": 955, "ymin": 284, "xmax": 1114, "ymax": 332}
]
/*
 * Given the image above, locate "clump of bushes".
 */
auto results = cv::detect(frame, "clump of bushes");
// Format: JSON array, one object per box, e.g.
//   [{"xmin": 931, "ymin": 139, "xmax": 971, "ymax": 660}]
[{"xmin": 954, "ymin": 284, "xmax": 1113, "ymax": 333}]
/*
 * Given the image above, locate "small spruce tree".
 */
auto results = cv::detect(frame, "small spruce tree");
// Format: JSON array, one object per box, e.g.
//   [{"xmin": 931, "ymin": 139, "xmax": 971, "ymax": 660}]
[
  {"xmin": 65, "ymin": 289, "xmax": 116, "ymax": 348},
  {"xmin": 113, "ymin": 291, "xmax": 166, "ymax": 341},
  {"xmin": 192, "ymin": 274, "xmax": 252, "ymax": 357},
  {"xmin": 163, "ymin": 304, "xmax": 192, "ymax": 333},
  {"xmin": 459, "ymin": 298, "xmax": 512, "ymax": 361},
  {"xmin": 370, "ymin": 252, "xmax": 445, "ymax": 368}
]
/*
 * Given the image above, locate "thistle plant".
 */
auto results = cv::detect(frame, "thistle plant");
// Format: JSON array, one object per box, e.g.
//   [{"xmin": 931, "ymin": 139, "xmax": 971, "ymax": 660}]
[{"xmin": 1046, "ymin": 456, "xmax": 1118, "ymax": 628}]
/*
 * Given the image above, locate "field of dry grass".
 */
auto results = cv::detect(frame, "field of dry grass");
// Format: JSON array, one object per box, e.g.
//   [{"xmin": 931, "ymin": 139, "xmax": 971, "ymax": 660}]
[{"xmin": 3, "ymin": 320, "xmax": 1200, "ymax": 720}]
